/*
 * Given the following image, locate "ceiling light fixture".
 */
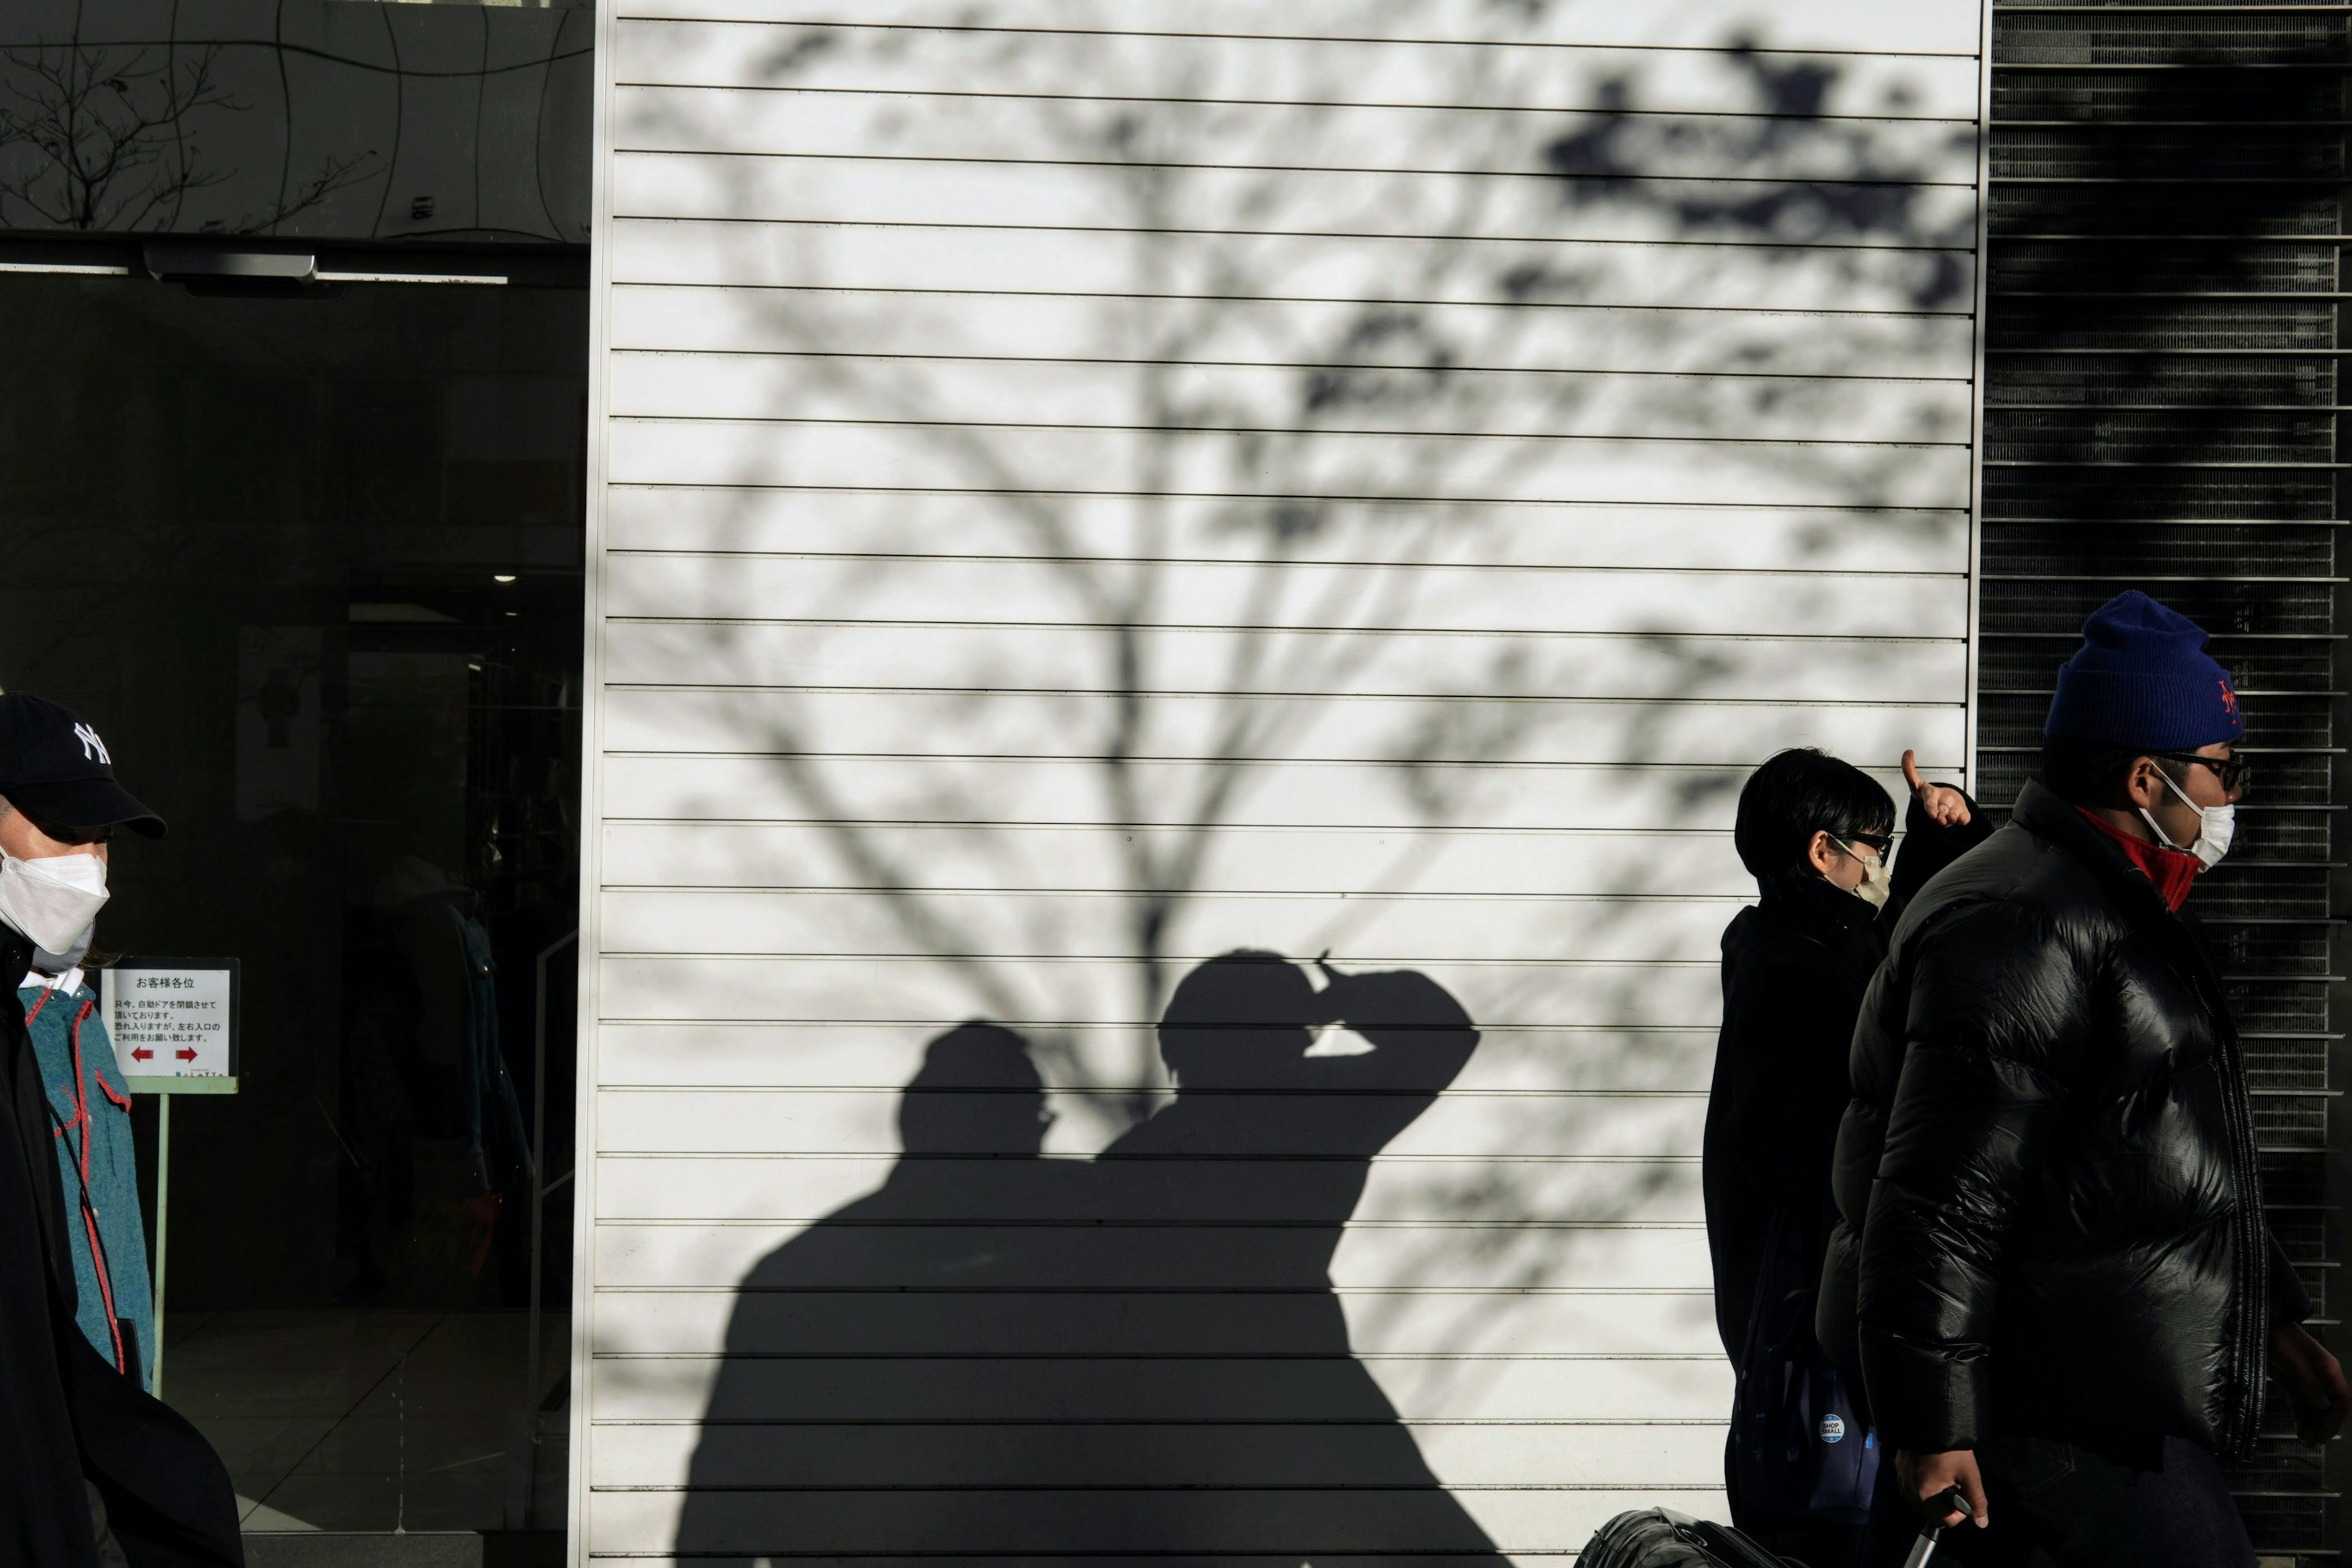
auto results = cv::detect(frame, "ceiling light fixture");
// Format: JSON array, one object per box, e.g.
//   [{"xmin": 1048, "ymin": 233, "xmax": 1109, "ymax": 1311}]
[{"xmin": 143, "ymin": 243, "xmax": 316, "ymax": 284}]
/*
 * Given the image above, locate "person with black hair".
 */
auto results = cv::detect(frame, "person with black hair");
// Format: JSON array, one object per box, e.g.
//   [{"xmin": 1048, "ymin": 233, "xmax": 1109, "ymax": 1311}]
[
  {"xmin": 1821, "ymin": 591, "xmax": 2351, "ymax": 1566},
  {"xmin": 1704, "ymin": 745, "xmax": 1988, "ymax": 1566}
]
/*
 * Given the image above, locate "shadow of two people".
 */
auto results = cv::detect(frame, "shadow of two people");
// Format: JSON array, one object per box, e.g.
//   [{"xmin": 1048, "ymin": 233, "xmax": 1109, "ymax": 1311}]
[{"xmin": 676, "ymin": 949, "xmax": 1512, "ymax": 1563}]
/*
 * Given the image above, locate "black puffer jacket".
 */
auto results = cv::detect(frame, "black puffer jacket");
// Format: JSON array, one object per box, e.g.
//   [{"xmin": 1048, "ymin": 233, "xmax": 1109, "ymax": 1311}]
[{"xmin": 1818, "ymin": 781, "xmax": 2309, "ymax": 1464}]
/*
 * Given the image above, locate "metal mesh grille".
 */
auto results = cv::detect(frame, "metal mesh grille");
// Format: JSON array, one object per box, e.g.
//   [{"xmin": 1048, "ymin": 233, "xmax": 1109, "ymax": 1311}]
[
  {"xmin": 1981, "ymin": 524, "xmax": 2340, "ymax": 578},
  {"xmin": 1990, "ymin": 298, "xmax": 2338, "ymax": 350},
  {"xmin": 1989, "ymin": 352, "xmax": 2340, "ymax": 403},
  {"xmin": 1979, "ymin": 581, "xmax": 2339, "ymax": 633},
  {"xmin": 1981, "ymin": 469, "xmax": 2340, "ymax": 520},
  {"xmin": 1984, "ymin": 5, "xmax": 2347, "ymax": 1551},
  {"xmin": 1988, "ymin": 413, "xmax": 2340, "ymax": 464},
  {"xmin": 1994, "ymin": 71, "xmax": 2343, "ymax": 121},
  {"xmin": 1991, "ymin": 241, "xmax": 2340, "ymax": 294},
  {"xmin": 1992, "ymin": 128, "xmax": 2346, "ymax": 182},
  {"xmin": 1990, "ymin": 183, "xmax": 2343, "ymax": 237},
  {"xmin": 1996, "ymin": 12, "xmax": 2351, "ymax": 63}
]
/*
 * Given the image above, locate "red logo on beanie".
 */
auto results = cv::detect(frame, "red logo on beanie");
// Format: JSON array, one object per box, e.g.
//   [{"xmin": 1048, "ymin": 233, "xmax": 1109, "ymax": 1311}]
[{"xmin": 2220, "ymin": 680, "xmax": 2238, "ymax": 715}]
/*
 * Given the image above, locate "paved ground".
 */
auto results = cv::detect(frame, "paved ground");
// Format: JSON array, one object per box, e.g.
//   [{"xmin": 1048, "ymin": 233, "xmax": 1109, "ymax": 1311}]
[{"xmin": 161, "ymin": 1308, "xmax": 570, "ymax": 1533}]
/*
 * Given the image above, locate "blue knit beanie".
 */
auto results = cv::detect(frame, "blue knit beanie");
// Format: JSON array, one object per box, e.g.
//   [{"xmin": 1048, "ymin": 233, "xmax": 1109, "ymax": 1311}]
[{"xmin": 2044, "ymin": 590, "xmax": 2242, "ymax": 749}]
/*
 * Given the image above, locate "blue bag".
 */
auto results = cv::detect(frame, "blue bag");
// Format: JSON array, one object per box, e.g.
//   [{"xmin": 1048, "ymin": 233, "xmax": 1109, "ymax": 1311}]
[{"xmin": 1731, "ymin": 1206, "xmax": 1879, "ymax": 1523}]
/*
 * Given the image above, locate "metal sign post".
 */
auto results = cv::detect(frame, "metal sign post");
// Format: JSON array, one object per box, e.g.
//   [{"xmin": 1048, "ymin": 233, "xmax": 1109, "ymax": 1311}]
[{"xmin": 104, "ymin": 957, "xmax": 239, "ymax": 1400}]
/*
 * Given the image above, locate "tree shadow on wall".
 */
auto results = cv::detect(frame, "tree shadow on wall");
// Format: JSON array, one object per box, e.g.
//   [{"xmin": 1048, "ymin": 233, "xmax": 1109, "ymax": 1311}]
[
  {"xmin": 674, "ymin": 952, "xmax": 1506, "ymax": 1562},
  {"xmin": 626, "ymin": 15, "xmax": 1983, "ymax": 1139}
]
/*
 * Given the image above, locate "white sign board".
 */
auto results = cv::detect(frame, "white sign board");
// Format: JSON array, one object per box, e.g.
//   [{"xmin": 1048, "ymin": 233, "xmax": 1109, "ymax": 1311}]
[{"xmin": 104, "ymin": 959, "xmax": 239, "ymax": 1092}]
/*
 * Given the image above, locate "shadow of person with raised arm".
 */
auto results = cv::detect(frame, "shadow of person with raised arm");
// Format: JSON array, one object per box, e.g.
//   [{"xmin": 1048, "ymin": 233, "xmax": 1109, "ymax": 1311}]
[
  {"xmin": 673, "ymin": 1021, "xmax": 1082, "ymax": 1559},
  {"xmin": 674, "ymin": 959, "xmax": 1503, "ymax": 1564},
  {"xmin": 1079, "ymin": 949, "xmax": 1509, "ymax": 1562}
]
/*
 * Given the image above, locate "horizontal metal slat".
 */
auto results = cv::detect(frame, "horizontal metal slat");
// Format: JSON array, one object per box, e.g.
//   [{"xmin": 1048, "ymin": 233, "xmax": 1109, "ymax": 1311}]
[
  {"xmin": 1983, "ymin": 468, "xmax": 2339, "ymax": 519},
  {"xmin": 1991, "ymin": 298, "xmax": 2338, "ymax": 351},
  {"xmin": 1992, "ymin": 127, "xmax": 2346, "ymax": 180},
  {"xmin": 1982, "ymin": 631, "xmax": 2335, "ymax": 688},
  {"xmin": 1991, "ymin": 189, "xmax": 2346, "ymax": 236},
  {"xmin": 1986, "ymin": 347, "xmax": 2352, "ymax": 355},
  {"xmin": 1978, "ymin": 688, "xmax": 2334, "ymax": 746},
  {"xmin": 2000, "ymin": 7, "xmax": 2352, "ymax": 14},
  {"xmin": 1996, "ymin": 12, "xmax": 2349, "ymax": 65},
  {"xmin": 1984, "ymin": 426, "xmax": 2345, "ymax": 484},
  {"xmin": 1995, "ymin": 74, "xmax": 2346, "ymax": 123},
  {"xmin": 1976, "ymin": 752, "xmax": 2335, "ymax": 808},
  {"xmin": 2211, "ymin": 923, "xmax": 2341, "ymax": 972},
  {"xmin": 1986, "ymin": 356, "xmax": 2337, "ymax": 402}
]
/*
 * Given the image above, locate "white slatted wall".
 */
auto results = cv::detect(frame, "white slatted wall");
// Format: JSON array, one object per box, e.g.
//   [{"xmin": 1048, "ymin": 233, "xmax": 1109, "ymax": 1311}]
[{"xmin": 576, "ymin": 1, "xmax": 1989, "ymax": 1559}]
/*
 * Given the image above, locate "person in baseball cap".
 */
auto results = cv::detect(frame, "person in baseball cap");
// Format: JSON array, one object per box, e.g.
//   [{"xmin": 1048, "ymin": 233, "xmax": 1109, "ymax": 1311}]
[
  {"xmin": 0, "ymin": 693, "xmax": 166, "ymax": 842},
  {"xmin": 0, "ymin": 692, "xmax": 239, "ymax": 1564},
  {"xmin": 0, "ymin": 695, "xmax": 164, "ymax": 979}
]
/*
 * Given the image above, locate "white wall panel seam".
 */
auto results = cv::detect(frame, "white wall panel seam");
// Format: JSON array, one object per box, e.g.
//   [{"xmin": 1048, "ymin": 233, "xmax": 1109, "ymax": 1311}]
[
  {"xmin": 608, "ymin": 86, "xmax": 1979, "ymax": 126},
  {"xmin": 1964, "ymin": 0, "xmax": 1996, "ymax": 798},
  {"xmin": 612, "ymin": 149, "xmax": 1983, "ymax": 192},
  {"xmin": 569, "ymin": 0, "xmax": 623, "ymax": 1556},
  {"xmin": 611, "ymin": 17, "xmax": 1980, "ymax": 62}
]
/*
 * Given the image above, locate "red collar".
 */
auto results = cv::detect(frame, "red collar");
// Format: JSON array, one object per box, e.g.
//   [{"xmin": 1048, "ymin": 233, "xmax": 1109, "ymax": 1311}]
[{"xmin": 2073, "ymin": 807, "xmax": 2199, "ymax": 911}]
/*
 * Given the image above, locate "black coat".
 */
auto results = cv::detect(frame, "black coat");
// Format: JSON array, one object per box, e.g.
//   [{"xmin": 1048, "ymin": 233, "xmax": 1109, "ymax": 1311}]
[
  {"xmin": 0, "ymin": 925, "xmax": 242, "ymax": 1566},
  {"xmin": 1818, "ymin": 781, "xmax": 2307, "ymax": 1464},
  {"xmin": 1704, "ymin": 873, "xmax": 1883, "ymax": 1361},
  {"xmin": 1705, "ymin": 793, "xmax": 1991, "ymax": 1362}
]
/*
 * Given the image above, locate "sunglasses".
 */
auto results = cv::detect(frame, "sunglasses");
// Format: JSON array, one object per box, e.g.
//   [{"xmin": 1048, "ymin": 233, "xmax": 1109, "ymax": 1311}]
[
  {"xmin": 2150, "ymin": 750, "xmax": 2251, "ymax": 794},
  {"xmin": 1834, "ymin": 830, "xmax": 1894, "ymax": 862}
]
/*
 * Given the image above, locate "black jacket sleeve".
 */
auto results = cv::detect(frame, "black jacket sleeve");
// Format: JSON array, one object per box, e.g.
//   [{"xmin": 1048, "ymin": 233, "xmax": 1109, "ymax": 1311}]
[
  {"xmin": 1889, "ymin": 786, "xmax": 1996, "ymax": 910},
  {"xmin": 1858, "ymin": 899, "xmax": 2084, "ymax": 1452}
]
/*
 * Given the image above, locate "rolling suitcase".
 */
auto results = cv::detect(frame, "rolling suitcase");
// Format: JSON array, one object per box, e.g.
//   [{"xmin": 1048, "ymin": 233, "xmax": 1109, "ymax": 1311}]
[
  {"xmin": 1579, "ymin": 1486, "xmax": 1969, "ymax": 1568},
  {"xmin": 1577, "ymin": 1507, "xmax": 1798, "ymax": 1568}
]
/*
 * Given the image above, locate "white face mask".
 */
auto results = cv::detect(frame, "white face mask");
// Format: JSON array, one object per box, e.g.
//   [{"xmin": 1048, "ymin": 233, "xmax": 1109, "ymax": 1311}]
[
  {"xmin": 1832, "ymin": 837, "xmax": 1893, "ymax": 909},
  {"xmin": 2140, "ymin": 766, "xmax": 2234, "ymax": 870},
  {"xmin": 0, "ymin": 851, "xmax": 108, "ymax": 955}
]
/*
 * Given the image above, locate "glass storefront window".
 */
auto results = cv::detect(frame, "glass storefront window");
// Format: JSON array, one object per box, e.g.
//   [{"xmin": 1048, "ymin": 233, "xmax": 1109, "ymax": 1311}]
[{"xmin": 0, "ymin": 268, "xmax": 586, "ymax": 1538}]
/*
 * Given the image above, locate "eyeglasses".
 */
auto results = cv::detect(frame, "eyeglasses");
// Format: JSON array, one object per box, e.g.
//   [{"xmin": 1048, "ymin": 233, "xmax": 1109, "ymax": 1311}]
[
  {"xmin": 2150, "ymin": 750, "xmax": 2251, "ymax": 795},
  {"xmin": 1834, "ymin": 830, "xmax": 1894, "ymax": 862}
]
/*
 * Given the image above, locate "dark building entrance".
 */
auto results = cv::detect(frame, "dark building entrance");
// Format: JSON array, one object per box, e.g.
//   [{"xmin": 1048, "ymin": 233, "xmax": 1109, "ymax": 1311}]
[
  {"xmin": 0, "ymin": 258, "xmax": 587, "ymax": 1537},
  {"xmin": 0, "ymin": 0, "xmax": 592, "ymax": 1544}
]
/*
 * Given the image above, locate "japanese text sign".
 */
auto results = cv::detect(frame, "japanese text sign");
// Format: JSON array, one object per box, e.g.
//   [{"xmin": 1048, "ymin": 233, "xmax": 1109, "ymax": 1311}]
[{"xmin": 104, "ymin": 959, "xmax": 239, "ymax": 1087}]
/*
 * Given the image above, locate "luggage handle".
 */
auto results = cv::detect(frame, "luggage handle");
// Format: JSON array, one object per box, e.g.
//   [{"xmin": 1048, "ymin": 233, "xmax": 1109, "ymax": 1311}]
[{"xmin": 1900, "ymin": 1487, "xmax": 1970, "ymax": 1568}]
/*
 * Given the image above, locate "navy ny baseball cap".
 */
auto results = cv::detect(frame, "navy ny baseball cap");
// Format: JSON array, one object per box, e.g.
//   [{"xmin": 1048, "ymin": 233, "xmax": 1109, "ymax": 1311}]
[{"xmin": 0, "ymin": 695, "xmax": 166, "ymax": 838}]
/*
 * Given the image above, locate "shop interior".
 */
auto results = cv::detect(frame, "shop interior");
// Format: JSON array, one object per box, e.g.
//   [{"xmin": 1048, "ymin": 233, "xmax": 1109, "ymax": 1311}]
[{"xmin": 0, "ymin": 265, "xmax": 585, "ymax": 1545}]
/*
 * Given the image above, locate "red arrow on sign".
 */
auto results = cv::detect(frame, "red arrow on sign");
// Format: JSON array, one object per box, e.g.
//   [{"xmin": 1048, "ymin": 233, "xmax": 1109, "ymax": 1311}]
[
  {"xmin": 174, "ymin": 1049, "xmax": 198, "ymax": 1062},
  {"xmin": 130, "ymin": 1049, "xmax": 153, "ymax": 1061}
]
